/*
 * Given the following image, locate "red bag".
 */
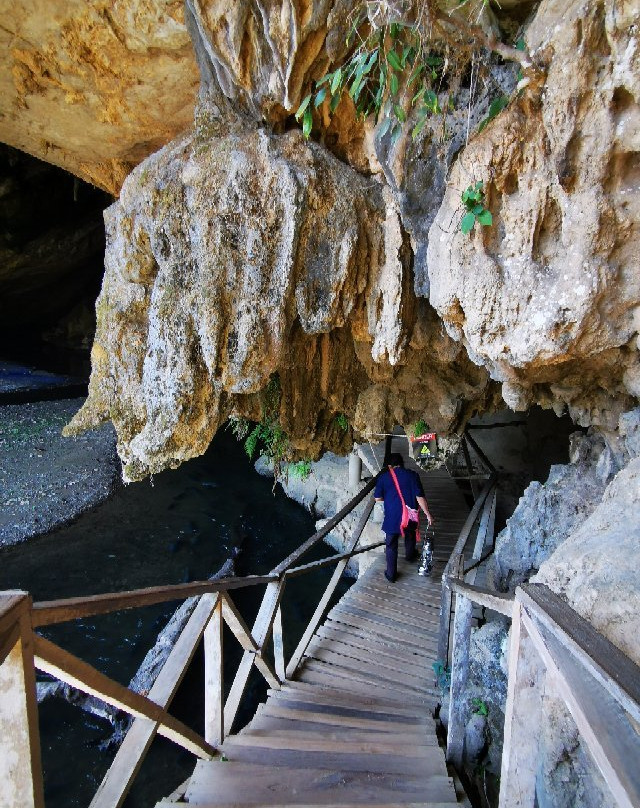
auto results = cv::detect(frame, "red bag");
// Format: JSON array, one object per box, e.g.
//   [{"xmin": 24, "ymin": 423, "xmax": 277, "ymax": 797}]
[{"xmin": 388, "ymin": 467, "xmax": 420, "ymax": 537}]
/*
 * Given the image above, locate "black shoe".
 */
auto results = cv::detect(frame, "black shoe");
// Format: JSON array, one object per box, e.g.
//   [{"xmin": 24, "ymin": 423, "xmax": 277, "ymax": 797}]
[{"xmin": 384, "ymin": 572, "xmax": 396, "ymax": 583}]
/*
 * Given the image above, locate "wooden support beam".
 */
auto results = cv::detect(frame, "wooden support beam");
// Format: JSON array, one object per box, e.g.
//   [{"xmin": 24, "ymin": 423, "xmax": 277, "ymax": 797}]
[
  {"xmin": 521, "ymin": 609, "xmax": 640, "ymax": 808},
  {"xmin": 284, "ymin": 540, "xmax": 385, "ymax": 578},
  {"xmin": 285, "ymin": 497, "xmax": 375, "ymax": 679},
  {"xmin": 32, "ymin": 574, "xmax": 278, "ymax": 627},
  {"xmin": 271, "ymin": 474, "xmax": 380, "ymax": 575},
  {"xmin": 0, "ymin": 594, "xmax": 44, "ymax": 808},
  {"xmin": 90, "ymin": 593, "xmax": 218, "ymax": 808},
  {"xmin": 464, "ymin": 430, "xmax": 497, "ymax": 475},
  {"xmin": 34, "ymin": 635, "xmax": 215, "ymax": 760},
  {"xmin": 437, "ymin": 579, "xmax": 453, "ymax": 665},
  {"xmin": 204, "ymin": 596, "xmax": 224, "ymax": 746},
  {"xmin": 446, "ymin": 594, "xmax": 473, "ymax": 768},
  {"xmin": 220, "ymin": 594, "xmax": 280, "ymax": 689},
  {"xmin": 498, "ymin": 601, "xmax": 545, "ymax": 808},
  {"xmin": 224, "ymin": 581, "xmax": 283, "ymax": 732},
  {"xmin": 272, "ymin": 606, "xmax": 286, "ymax": 683},
  {"xmin": 446, "ymin": 578, "xmax": 514, "ymax": 617},
  {"xmin": 462, "ymin": 438, "xmax": 479, "ymax": 500}
]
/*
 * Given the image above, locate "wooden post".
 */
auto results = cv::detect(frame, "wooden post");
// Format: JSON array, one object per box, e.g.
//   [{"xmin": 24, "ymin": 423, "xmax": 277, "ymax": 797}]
[
  {"xmin": 0, "ymin": 593, "xmax": 44, "ymax": 808},
  {"xmin": 204, "ymin": 595, "xmax": 224, "ymax": 746},
  {"xmin": 462, "ymin": 438, "xmax": 479, "ymax": 500},
  {"xmin": 437, "ymin": 577, "xmax": 453, "ymax": 665},
  {"xmin": 272, "ymin": 605, "xmax": 286, "ymax": 682},
  {"xmin": 348, "ymin": 452, "xmax": 362, "ymax": 490},
  {"xmin": 446, "ymin": 594, "xmax": 474, "ymax": 768},
  {"xmin": 499, "ymin": 599, "xmax": 545, "ymax": 808}
]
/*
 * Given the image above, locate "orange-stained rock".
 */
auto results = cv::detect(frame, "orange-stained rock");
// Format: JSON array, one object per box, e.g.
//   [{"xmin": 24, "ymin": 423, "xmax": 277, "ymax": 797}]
[{"xmin": 0, "ymin": 0, "xmax": 199, "ymax": 194}]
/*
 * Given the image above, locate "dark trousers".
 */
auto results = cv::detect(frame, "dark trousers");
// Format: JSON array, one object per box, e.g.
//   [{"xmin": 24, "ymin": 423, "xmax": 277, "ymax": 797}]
[{"xmin": 385, "ymin": 523, "xmax": 417, "ymax": 579}]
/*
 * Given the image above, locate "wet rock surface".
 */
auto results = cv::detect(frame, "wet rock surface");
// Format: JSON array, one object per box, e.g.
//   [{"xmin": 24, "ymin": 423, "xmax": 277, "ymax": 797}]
[{"xmin": 0, "ymin": 398, "xmax": 118, "ymax": 547}]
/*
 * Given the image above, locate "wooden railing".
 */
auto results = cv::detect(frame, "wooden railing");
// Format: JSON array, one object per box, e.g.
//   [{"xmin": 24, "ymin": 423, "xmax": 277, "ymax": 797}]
[
  {"xmin": 438, "ymin": 432, "xmax": 498, "ymax": 664},
  {"xmin": 444, "ymin": 579, "xmax": 640, "ymax": 808},
  {"xmin": 0, "ymin": 472, "xmax": 382, "ymax": 808},
  {"xmin": 439, "ymin": 433, "xmax": 640, "ymax": 807}
]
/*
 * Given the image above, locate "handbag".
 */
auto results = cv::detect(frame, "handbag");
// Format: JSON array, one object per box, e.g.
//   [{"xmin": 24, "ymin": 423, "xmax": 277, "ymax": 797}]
[{"xmin": 388, "ymin": 467, "xmax": 419, "ymax": 536}]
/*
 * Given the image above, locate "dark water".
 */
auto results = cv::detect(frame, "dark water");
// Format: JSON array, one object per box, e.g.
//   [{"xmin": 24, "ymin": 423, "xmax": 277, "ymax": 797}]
[{"xmin": 0, "ymin": 428, "xmax": 348, "ymax": 807}]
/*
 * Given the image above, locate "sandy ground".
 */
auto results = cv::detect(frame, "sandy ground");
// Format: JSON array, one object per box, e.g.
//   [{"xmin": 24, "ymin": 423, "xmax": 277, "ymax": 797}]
[{"xmin": 0, "ymin": 398, "xmax": 119, "ymax": 548}]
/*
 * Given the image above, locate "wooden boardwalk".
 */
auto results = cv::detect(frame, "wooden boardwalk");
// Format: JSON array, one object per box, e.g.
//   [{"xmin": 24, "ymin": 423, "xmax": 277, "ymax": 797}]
[{"xmin": 158, "ymin": 463, "xmax": 470, "ymax": 807}]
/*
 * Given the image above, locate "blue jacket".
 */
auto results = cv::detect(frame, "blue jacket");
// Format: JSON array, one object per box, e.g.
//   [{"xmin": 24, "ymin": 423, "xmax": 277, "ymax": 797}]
[{"xmin": 374, "ymin": 467, "xmax": 425, "ymax": 534}]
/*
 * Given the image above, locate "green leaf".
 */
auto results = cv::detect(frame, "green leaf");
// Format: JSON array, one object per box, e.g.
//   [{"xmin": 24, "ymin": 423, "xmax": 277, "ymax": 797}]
[
  {"xmin": 329, "ymin": 92, "xmax": 341, "ymax": 113},
  {"xmin": 314, "ymin": 87, "xmax": 327, "ymax": 107},
  {"xmin": 393, "ymin": 103, "xmax": 406, "ymax": 123},
  {"xmin": 477, "ymin": 209, "xmax": 493, "ymax": 226},
  {"xmin": 412, "ymin": 115, "xmax": 428, "ymax": 140},
  {"xmin": 389, "ymin": 22, "xmax": 399, "ymax": 39},
  {"xmin": 364, "ymin": 50, "xmax": 378, "ymax": 73},
  {"xmin": 295, "ymin": 94, "xmax": 311, "ymax": 121},
  {"xmin": 317, "ymin": 73, "xmax": 332, "ymax": 86},
  {"xmin": 460, "ymin": 211, "xmax": 476, "ymax": 235},
  {"xmin": 412, "ymin": 86, "xmax": 425, "ymax": 105},
  {"xmin": 515, "ymin": 37, "xmax": 526, "ymax": 51},
  {"xmin": 390, "ymin": 123, "xmax": 403, "ymax": 145},
  {"xmin": 330, "ymin": 68, "xmax": 342, "ymax": 95},
  {"xmin": 472, "ymin": 203, "xmax": 484, "ymax": 215},
  {"xmin": 387, "ymin": 50, "xmax": 402, "ymax": 71},
  {"xmin": 349, "ymin": 75, "xmax": 363, "ymax": 100},
  {"xmin": 377, "ymin": 115, "xmax": 392, "ymax": 139},
  {"xmin": 408, "ymin": 64, "xmax": 424, "ymax": 87},
  {"xmin": 302, "ymin": 108, "xmax": 312, "ymax": 138},
  {"xmin": 390, "ymin": 72, "xmax": 399, "ymax": 96},
  {"xmin": 461, "ymin": 188, "xmax": 470, "ymax": 204}
]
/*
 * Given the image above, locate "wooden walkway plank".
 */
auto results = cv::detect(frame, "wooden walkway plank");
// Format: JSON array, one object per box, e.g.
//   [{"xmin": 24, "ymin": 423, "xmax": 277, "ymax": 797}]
[{"xmin": 157, "ymin": 461, "xmax": 469, "ymax": 808}]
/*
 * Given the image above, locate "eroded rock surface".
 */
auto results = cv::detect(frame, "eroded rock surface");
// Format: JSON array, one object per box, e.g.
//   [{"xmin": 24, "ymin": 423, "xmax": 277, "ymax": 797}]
[
  {"xmin": 65, "ymin": 121, "xmax": 491, "ymax": 479},
  {"xmin": 1, "ymin": 0, "xmax": 199, "ymax": 194},
  {"xmin": 427, "ymin": 0, "xmax": 640, "ymax": 429}
]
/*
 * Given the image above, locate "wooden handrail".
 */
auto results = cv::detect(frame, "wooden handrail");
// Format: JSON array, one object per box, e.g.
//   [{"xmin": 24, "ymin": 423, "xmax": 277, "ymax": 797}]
[
  {"xmin": 446, "ymin": 577, "xmax": 514, "ymax": 617},
  {"xmin": 31, "ymin": 574, "xmax": 278, "ymax": 627},
  {"xmin": 284, "ymin": 539, "xmax": 386, "ymax": 578},
  {"xmin": 520, "ymin": 584, "xmax": 640, "ymax": 721},
  {"xmin": 271, "ymin": 472, "xmax": 381, "ymax": 574},
  {"xmin": 3, "ymin": 469, "xmax": 385, "ymax": 808}
]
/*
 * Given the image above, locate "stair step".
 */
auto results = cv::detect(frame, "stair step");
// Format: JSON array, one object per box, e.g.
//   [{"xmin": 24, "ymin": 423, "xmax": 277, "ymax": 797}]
[
  {"xmin": 250, "ymin": 707, "xmax": 434, "ymax": 735},
  {"xmin": 239, "ymin": 726, "xmax": 438, "ymax": 747},
  {"xmin": 183, "ymin": 760, "xmax": 458, "ymax": 805},
  {"xmin": 265, "ymin": 694, "xmax": 429, "ymax": 724},
  {"xmin": 217, "ymin": 743, "xmax": 450, "ymax": 777},
  {"xmin": 270, "ymin": 683, "xmax": 429, "ymax": 713}
]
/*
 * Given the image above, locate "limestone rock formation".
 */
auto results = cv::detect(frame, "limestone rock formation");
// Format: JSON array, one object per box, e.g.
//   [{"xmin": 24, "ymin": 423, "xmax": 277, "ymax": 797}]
[
  {"xmin": 427, "ymin": 0, "xmax": 640, "ymax": 430},
  {"xmin": 489, "ymin": 431, "xmax": 617, "ymax": 591},
  {"xmin": 1, "ymin": 0, "xmax": 199, "ymax": 194},
  {"xmin": 65, "ymin": 120, "xmax": 491, "ymax": 479}
]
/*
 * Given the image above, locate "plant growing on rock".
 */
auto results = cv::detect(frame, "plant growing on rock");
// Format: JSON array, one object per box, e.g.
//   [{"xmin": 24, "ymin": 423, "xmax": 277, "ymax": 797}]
[
  {"xmin": 335, "ymin": 413, "xmax": 350, "ymax": 432},
  {"xmin": 295, "ymin": 0, "xmax": 533, "ymax": 143},
  {"xmin": 413, "ymin": 418, "xmax": 429, "ymax": 437},
  {"xmin": 289, "ymin": 459, "xmax": 312, "ymax": 480},
  {"xmin": 460, "ymin": 180, "xmax": 492, "ymax": 234}
]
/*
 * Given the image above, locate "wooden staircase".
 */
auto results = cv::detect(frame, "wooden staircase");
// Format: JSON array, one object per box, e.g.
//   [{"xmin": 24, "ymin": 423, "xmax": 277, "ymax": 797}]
[{"xmin": 158, "ymin": 542, "xmax": 468, "ymax": 808}]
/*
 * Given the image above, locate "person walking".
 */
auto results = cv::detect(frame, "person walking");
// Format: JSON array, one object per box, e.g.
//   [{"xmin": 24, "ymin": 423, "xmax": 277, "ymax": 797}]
[{"xmin": 374, "ymin": 452, "xmax": 434, "ymax": 583}]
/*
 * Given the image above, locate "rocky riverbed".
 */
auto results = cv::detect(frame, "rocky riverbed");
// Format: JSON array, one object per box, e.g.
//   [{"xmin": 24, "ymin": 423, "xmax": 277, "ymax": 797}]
[{"xmin": 0, "ymin": 398, "xmax": 118, "ymax": 547}]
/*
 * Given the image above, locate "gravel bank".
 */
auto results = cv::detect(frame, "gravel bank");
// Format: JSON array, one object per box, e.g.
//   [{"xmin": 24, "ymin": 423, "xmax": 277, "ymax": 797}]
[{"xmin": 0, "ymin": 398, "xmax": 119, "ymax": 548}]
